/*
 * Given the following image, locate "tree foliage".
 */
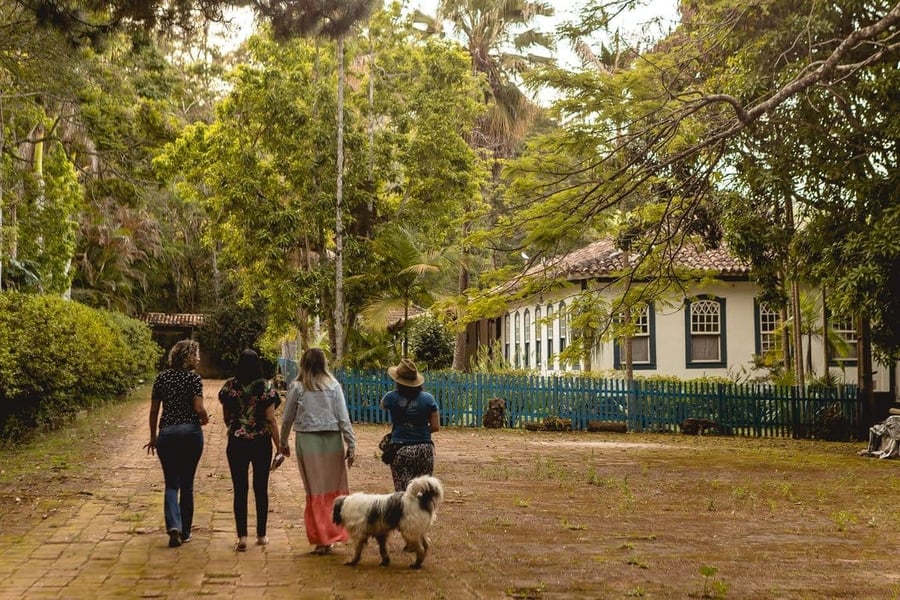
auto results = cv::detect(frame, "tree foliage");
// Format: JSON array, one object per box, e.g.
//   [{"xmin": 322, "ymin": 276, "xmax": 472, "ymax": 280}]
[
  {"xmin": 408, "ymin": 313, "xmax": 455, "ymax": 370},
  {"xmin": 156, "ymin": 8, "xmax": 486, "ymax": 365},
  {"xmin": 497, "ymin": 0, "xmax": 900, "ymax": 359}
]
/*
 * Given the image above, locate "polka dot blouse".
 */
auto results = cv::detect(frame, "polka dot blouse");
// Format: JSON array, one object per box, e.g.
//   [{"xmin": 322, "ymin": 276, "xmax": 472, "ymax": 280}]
[{"xmin": 152, "ymin": 369, "xmax": 204, "ymax": 428}]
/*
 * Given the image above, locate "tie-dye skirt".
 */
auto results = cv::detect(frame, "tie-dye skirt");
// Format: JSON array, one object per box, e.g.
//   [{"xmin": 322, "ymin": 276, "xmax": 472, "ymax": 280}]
[{"xmin": 294, "ymin": 430, "xmax": 350, "ymax": 546}]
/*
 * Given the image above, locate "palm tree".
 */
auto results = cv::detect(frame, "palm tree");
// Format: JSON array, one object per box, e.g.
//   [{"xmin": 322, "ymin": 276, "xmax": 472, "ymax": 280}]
[
  {"xmin": 780, "ymin": 291, "xmax": 854, "ymax": 381},
  {"xmin": 358, "ymin": 223, "xmax": 456, "ymax": 358},
  {"xmin": 435, "ymin": 0, "xmax": 554, "ymax": 160},
  {"xmin": 422, "ymin": 0, "xmax": 554, "ymax": 369},
  {"xmin": 256, "ymin": 0, "xmax": 378, "ymax": 363}
]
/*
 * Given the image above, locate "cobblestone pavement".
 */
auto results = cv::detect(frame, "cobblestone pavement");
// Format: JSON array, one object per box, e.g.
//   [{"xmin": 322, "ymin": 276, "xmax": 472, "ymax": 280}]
[{"xmin": 0, "ymin": 380, "xmax": 444, "ymax": 600}]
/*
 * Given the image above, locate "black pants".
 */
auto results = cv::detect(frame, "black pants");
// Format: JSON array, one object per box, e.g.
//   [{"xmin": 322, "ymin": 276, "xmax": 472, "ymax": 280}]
[{"xmin": 226, "ymin": 435, "xmax": 273, "ymax": 538}]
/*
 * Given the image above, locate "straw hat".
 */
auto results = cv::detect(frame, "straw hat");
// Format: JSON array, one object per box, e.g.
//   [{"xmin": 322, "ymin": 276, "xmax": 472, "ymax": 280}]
[{"xmin": 387, "ymin": 358, "xmax": 424, "ymax": 387}]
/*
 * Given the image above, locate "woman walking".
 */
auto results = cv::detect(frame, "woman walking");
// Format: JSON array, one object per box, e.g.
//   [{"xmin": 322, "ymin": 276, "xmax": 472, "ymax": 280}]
[
  {"xmin": 279, "ymin": 347, "xmax": 356, "ymax": 555},
  {"xmin": 145, "ymin": 339, "xmax": 209, "ymax": 548},
  {"xmin": 380, "ymin": 358, "xmax": 440, "ymax": 492},
  {"xmin": 218, "ymin": 349, "xmax": 281, "ymax": 551}
]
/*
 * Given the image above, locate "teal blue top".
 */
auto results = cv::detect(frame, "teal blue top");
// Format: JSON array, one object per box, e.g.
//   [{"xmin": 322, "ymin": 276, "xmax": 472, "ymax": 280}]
[{"xmin": 382, "ymin": 390, "xmax": 438, "ymax": 445}]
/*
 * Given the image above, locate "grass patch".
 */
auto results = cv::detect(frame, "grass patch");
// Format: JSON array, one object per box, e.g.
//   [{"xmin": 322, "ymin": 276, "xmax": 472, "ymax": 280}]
[{"xmin": 0, "ymin": 385, "xmax": 151, "ymax": 486}]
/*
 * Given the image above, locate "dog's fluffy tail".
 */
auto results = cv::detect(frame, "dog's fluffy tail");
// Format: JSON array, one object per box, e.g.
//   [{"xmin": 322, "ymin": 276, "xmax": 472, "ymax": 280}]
[
  {"xmin": 405, "ymin": 475, "xmax": 443, "ymax": 513},
  {"xmin": 332, "ymin": 496, "xmax": 345, "ymax": 525}
]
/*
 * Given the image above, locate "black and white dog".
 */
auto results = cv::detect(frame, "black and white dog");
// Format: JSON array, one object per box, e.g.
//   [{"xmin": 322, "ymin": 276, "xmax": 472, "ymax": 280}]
[{"xmin": 332, "ymin": 475, "xmax": 444, "ymax": 569}]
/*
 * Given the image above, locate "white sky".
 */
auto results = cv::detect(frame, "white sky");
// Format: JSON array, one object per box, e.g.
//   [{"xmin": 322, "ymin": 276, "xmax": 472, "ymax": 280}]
[
  {"xmin": 405, "ymin": 0, "xmax": 680, "ymax": 68},
  {"xmin": 211, "ymin": 0, "xmax": 681, "ymax": 105},
  {"xmin": 405, "ymin": 0, "xmax": 680, "ymax": 105},
  {"xmin": 215, "ymin": 1, "xmax": 679, "ymax": 58}
]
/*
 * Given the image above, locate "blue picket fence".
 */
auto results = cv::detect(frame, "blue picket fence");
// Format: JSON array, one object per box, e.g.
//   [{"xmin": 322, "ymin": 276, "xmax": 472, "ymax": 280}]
[{"xmin": 275, "ymin": 359, "xmax": 859, "ymax": 439}]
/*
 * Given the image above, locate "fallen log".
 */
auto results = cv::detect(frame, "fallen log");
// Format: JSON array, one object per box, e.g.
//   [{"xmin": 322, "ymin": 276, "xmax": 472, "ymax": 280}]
[{"xmin": 587, "ymin": 421, "xmax": 627, "ymax": 433}]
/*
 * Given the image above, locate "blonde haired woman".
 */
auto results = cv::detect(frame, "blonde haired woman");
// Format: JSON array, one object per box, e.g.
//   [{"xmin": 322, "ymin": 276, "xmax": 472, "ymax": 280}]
[
  {"xmin": 280, "ymin": 348, "xmax": 356, "ymax": 554},
  {"xmin": 145, "ymin": 339, "xmax": 209, "ymax": 548}
]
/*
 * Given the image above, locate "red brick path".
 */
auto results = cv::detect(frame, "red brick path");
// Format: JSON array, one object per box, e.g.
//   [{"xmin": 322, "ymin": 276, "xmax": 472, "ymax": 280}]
[{"xmin": 0, "ymin": 380, "xmax": 413, "ymax": 599}]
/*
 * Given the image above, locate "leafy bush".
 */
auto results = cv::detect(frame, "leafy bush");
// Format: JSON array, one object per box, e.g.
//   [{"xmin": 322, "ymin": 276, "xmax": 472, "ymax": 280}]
[
  {"xmin": 99, "ymin": 309, "xmax": 161, "ymax": 383},
  {"xmin": 0, "ymin": 292, "xmax": 161, "ymax": 443},
  {"xmin": 196, "ymin": 300, "xmax": 268, "ymax": 368},
  {"xmin": 407, "ymin": 314, "xmax": 454, "ymax": 370}
]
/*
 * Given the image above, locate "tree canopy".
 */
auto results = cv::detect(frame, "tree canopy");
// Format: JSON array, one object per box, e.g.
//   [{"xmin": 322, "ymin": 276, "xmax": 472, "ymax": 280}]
[
  {"xmin": 496, "ymin": 0, "xmax": 900, "ymax": 360},
  {"xmin": 3, "ymin": 0, "xmax": 898, "ymax": 369}
]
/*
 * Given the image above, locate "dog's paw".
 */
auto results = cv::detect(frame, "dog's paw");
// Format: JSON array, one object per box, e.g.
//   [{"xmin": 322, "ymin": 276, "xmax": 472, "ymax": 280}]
[{"xmin": 409, "ymin": 562, "xmax": 423, "ymax": 570}]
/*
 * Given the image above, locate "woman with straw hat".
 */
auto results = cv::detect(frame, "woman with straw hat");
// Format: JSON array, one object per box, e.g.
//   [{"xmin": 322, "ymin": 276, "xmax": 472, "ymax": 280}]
[{"xmin": 380, "ymin": 358, "xmax": 440, "ymax": 492}]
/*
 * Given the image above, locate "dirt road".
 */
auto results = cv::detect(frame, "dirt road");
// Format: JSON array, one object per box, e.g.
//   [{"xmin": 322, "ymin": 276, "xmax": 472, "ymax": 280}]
[{"xmin": 0, "ymin": 380, "xmax": 898, "ymax": 599}]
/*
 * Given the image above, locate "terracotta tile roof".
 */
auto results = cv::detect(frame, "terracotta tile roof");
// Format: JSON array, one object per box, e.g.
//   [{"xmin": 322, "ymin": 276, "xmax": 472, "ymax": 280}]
[
  {"xmin": 532, "ymin": 238, "xmax": 750, "ymax": 281},
  {"xmin": 139, "ymin": 313, "xmax": 206, "ymax": 327},
  {"xmin": 386, "ymin": 306, "xmax": 425, "ymax": 329}
]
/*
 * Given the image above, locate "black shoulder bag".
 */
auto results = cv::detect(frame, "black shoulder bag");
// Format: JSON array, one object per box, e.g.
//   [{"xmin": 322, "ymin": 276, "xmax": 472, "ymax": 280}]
[{"xmin": 379, "ymin": 399, "xmax": 414, "ymax": 465}]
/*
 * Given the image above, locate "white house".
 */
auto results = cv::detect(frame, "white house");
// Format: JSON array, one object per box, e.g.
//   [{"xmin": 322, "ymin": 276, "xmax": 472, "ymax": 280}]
[{"xmin": 463, "ymin": 239, "xmax": 897, "ymax": 397}]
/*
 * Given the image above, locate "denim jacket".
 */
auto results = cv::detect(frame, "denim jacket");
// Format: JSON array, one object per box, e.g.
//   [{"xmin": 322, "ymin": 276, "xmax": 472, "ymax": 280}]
[{"xmin": 279, "ymin": 379, "xmax": 356, "ymax": 452}]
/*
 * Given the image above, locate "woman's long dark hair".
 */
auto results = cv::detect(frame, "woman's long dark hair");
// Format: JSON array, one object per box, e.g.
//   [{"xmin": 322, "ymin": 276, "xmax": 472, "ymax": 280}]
[
  {"xmin": 234, "ymin": 349, "xmax": 264, "ymax": 387},
  {"xmin": 396, "ymin": 383, "xmax": 422, "ymax": 400}
]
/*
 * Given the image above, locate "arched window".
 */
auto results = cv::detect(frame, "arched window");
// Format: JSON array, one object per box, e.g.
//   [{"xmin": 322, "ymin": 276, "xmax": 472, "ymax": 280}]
[
  {"xmin": 534, "ymin": 306, "xmax": 542, "ymax": 368},
  {"xmin": 514, "ymin": 312, "xmax": 521, "ymax": 368},
  {"xmin": 685, "ymin": 297, "xmax": 726, "ymax": 367},
  {"xmin": 523, "ymin": 309, "xmax": 531, "ymax": 368},
  {"xmin": 558, "ymin": 301, "xmax": 567, "ymax": 368},
  {"xmin": 754, "ymin": 300, "xmax": 782, "ymax": 357},
  {"xmin": 546, "ymin": 304, "xmax": 555, "ymax": 369},
  {"xmin": 504, "ymin": 314, "xmax": 510, "ymax": 362}
]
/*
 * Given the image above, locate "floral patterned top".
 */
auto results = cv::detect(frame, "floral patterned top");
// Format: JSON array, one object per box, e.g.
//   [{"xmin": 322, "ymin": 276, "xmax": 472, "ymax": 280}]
[{"xmin": 218, "ymin": 378, "xmax": 281, "ymax": 440}]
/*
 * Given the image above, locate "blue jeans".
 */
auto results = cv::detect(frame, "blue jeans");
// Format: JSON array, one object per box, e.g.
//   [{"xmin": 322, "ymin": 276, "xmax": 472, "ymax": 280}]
[{"xmin": 156, "ymin": 423, "xmax": 204, "ymax": 537}]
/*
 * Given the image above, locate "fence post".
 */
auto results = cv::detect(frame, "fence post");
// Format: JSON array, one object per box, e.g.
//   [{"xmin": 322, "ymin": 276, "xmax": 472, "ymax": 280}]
[
  {"xmin": 791, "ymin": 385, "xmax": 800, "ymax": 439},
  {"xmin": 717, "ymin": 383, "xmax": 725, "ymax": 429},
  {"xmin": 627, "ymin": 378, "xmax": 641, "ymax": 433}
]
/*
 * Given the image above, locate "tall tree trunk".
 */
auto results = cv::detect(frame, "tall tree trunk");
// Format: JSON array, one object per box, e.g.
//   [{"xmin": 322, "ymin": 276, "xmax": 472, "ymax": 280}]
[
  {"xmin": 32, "ymin": 123, "xmax": 45, "ymax": 238},
  {"xmin": 780, "ymin": 305, "xmax": 791, "ymax": 373},
  {"xmin": 402, "ymin": 294, "xmax": 411, "ymax": 358},
  {"xmin": 791, "ymin": 278, "xmax": 805, "ymax": 388},
  {"xmin": 452, "ymin": 221, "xmax": 471, "ymax": 370},
  {"xmin": 32, "ymin": 124, "xmax": 46, "ymax": 292},
  {"xmin": 821, "ymin": 287, "xmax": 830, "ymax": 378},
  {"xmin": 582, "ymin": 333, "xmax": 593, "ymax": 372},
  {"xmin": 333, "ymin": 36, "xmax": 346, "ymax": 363},
  {"xmin": 623, "ymin": 246, "xmax": 637, "ymax": 432},
  {"xmin": 623, "ymin": 248, "xmax": 634, "ymax": 384},
  {"xmin": 367, "ymin": 28, "xmax": 375, "ymax": 217},
  {"xmin": 784, "ymin": 194, "xmax": 804, "ymax": 388},
  {"xmin": 0, "ymin": 97, "xmax": 5, "ymax": 290},
  {"xmin": 858, "ymin": 314, "xmax": 874, "ymax": 428}
]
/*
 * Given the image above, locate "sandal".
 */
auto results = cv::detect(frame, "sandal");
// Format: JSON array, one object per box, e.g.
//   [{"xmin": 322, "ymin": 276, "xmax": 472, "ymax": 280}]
[
  {"xmin": 311, "ymin": 544, "xmax": 333, "ymax": 555},
  {"xmin": 256, "ymin": 536, "xmax": 269, "ymax": 546},
  {"xmin": 235, "ymin": 537, "xmax": 248, "ymax": 552}
]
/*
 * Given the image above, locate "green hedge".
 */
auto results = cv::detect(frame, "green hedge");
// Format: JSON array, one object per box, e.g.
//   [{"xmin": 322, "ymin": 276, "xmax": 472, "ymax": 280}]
[{"xmin": 0, "ymin": 292, "xmax": 162, "ymax": 442}]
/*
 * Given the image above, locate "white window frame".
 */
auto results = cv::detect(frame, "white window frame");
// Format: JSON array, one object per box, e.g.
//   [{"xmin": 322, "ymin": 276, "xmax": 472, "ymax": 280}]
[
  {"xmin": 558, "ymin": 301, "xmax": 567, "ymax": 369},
  {"xmin": 830, "ymin": 316, "xmax": 858, "ymax": 364},
  {"xmin": 687, "ymin": 298, "xmax": 724, "ymax": 365},
  {"xmin": 756, "ymin": 301, "xmax": 782, "ymax": 356}
]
